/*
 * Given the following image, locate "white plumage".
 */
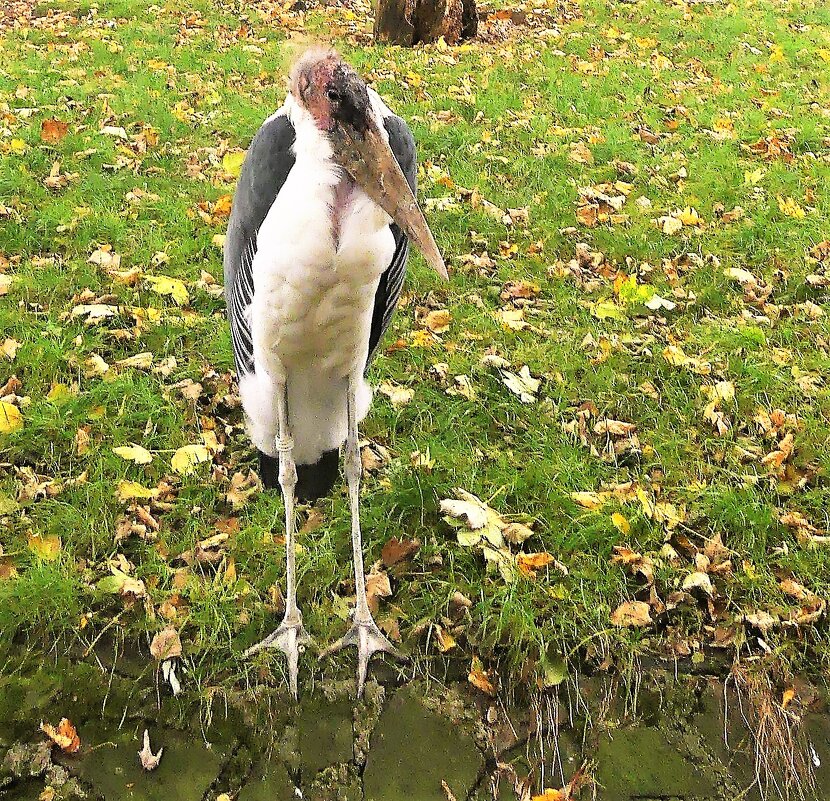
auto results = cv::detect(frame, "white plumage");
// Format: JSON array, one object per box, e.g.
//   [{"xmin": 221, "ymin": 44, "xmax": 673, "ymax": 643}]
[{"xmin": 239, "ymin": 91, "xmax": 396, "ymax": 465}]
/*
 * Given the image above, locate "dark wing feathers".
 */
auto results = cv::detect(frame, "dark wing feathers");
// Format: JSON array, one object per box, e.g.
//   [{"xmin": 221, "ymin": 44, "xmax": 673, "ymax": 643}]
[
  {"xmin": 224, "ymin": 112, "xmax": 297, "ymax": 377},
  {"xmin": 225, "ymin": 108, "xmax": 417, "ymax": 374},
  {"xmin": 366, "ymin": 114, "xmax": 417, "ymax": 364}
]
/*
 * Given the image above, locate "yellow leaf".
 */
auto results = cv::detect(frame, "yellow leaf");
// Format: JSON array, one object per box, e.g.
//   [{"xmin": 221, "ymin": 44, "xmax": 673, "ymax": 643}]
[
  {"xmin": 28, "ymin": 532, "xmax": 61, "ymax": 561},
  {"xmin": 113, "ymin": 444, "xmax": 153, "ymax": 465},
  {"xmin": 0, "ymin": 401, "xmax": 23, "ymax": 433},
  {"xmin": 171, "ymin": 444, "xmax": 211, "ymax": 475},
  {"xmin": 10, "ymin": 138, "xmax": 26, "ymax": 155},
  {"xmin": 47, "ymin": 383, "xmax": 72, "ymax": 403},
  {"xmin": 744, "ymin": 167, "xmax": 766, "ymax": 185},
  {"xmin": 116, "ymin": 480, "xmax": 160, "ymax": 501},
  {"xmin": 222, "ymin": 150, "xmax": 246, "ymax": 177},
  {"xmin": 777, "ymin": 195, "xmax": 806, "ymax": 219},
  {"xmin": 677, "ymin": 206, "xmax": 702, "ymax": 226},
  {"xmin": 434, "ymin": 625, "xmax": 456, "ymax": 652},
  {"xmin": 611, "ymin": 512, "xmax": 631, "ymax": 534},
  {"xmin": 144, "ymin": 275, "xmax": 189, "ymax": 306},
  {"xmin": 571, "ymin": 491, "xmax": 606, "ymax": 510},
  {"xmin": 818, "ymin": 50, "xmax": 830, "ymax": 64},
  {"xmin": 532, "ymin": 791, "xmax": 565, "ymax": 801}
]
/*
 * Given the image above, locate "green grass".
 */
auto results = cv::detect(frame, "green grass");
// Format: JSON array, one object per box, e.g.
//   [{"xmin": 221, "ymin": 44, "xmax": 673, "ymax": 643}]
[{"xmin": 1, "ymin": 0, "xmax": 829, "ymax": 696}]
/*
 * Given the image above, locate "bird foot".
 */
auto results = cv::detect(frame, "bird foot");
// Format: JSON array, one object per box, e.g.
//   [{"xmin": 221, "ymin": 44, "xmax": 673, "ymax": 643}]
[
  {"xmin": 243, "ymin": 616, "xmax": 312, "ymax": 700},
  {"xmin": 320, "ymin": 617, "xmax": 404, "ymax": 697}
]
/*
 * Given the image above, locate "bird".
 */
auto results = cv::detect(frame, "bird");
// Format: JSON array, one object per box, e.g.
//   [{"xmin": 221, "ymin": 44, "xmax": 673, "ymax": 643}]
[{"xmin": 224, "ymin": 47, "xmax": 447, "ymax": 698}]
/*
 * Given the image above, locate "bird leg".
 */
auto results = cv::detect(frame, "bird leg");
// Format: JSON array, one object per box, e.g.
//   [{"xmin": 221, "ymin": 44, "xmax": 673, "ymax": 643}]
[
  {"xmin": 243, "ymin": 379, "xmax": 311, "ymax": 699},
  {"xmin": 320, "ymin": 372, "xmax": 402, "ymax": 696}
]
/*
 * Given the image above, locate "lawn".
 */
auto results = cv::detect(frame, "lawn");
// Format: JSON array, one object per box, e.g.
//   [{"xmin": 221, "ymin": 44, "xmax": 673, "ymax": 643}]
[{"xmin": 1, "ymin": 0, "xmax": 829, "ymax": 703}]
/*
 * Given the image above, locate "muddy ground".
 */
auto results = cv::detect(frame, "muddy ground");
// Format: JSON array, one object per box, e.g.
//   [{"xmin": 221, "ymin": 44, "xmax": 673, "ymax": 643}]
[{"xmin": 1, "ymin": 643, "xmax": 829, "ymax": 801}]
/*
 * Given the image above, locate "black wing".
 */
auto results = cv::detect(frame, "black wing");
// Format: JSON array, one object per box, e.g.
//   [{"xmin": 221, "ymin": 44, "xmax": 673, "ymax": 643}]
[
  {"xmin": 224, "ymin": 112, "xmax": 296, "ymax": 376},
  {"xmin": 366, "ymin": 114, "xmax": 417, "ymax": 365}
]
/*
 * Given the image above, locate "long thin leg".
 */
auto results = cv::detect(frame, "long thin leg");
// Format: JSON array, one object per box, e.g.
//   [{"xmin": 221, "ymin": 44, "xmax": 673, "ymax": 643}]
[
  {"xmin": 243, "ymin": 378, "xmax": 310, "ymax": 699},
  {"xmin": 320, "ymin": 372, "xmax": 402, "ymax": 696}
]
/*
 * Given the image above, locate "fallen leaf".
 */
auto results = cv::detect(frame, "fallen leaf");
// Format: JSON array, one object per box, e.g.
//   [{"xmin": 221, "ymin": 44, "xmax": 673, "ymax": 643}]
[
  {"xmin": 222, "ymin": 149, "xmax": 246, "ymax": 177},
  {"xmin": 434, "ymin": 625, "xmax": 456, "ymax": 652},
  {"xmin": 516, "ymin": 551, "xmax": 555, "ymax": 578},
  {"xmin": 682, "ymin": 571, "xmax": 714, "ymax": 597},
  {"xmin": 422, "ymin": 309, "xmax": 452, "ymax": 333},
  {"xmin": 379, "ymin": 381, "xmax": 414, "ymax": 408},
  {"xmin": 366, "ymin": 569, "xmax": 392, "ymax": 615},
  {"xmin": 611, "ymin": 512, "xmax": 631, "ymax": 534},
  {"xmin": 227, "ymin": 470, "xmax": 259, "ymax": 508},
  {"xmin": 41, "ymin": 719, "xmax": 80, "ymax": 754},
  {"xmin": 171, "ymin": 444, "xmax": 211, "ymax": 475},
  {"xmin": 144, "ymin": 275, "xmax": 189, "ymax": 306},
  {"xmin": 594, "ymin": 419, "xmax": 636, "ymax": 436},
  {"xmin": 150, "ymin": 627, "xmax": 182, "ymax": 660},
  {"xmin": 610, "ymin": 600, "xmax": 652, "ymax": 627},
  {"xmin": 501, "ymin": 365, "xmax": 540, "ymax": 403},
  {"xmin": 87, "ymin": 245, "xmax": 121, "ymax": 269},
  {"xmin": 113, "ymin": 444, "xmax": 153, "ymax": 465},
  {"xmin": 40, "ymin": 119, "xmax": 69, "ymax": 144},
  {"xmin": 28, "ymin": 533, "xmax": 61, "ymax": 561},
  {"xmin": 468, "ymin": 660, "xmax": 496, "ymax": 695},
  {"xmin": 116, "ymin": 480, "xmax": 160, "ymax": 502},
  {"xmin": 0, "ymin": 401, "xmax": 23, "ymax": 433},
  {"xmin": 1, "ymin": 338, "xmax": 21, "ymax": 361},
  {"xmin": 381, "ymin": 537, "xmax": 420, "ymax": 567}
]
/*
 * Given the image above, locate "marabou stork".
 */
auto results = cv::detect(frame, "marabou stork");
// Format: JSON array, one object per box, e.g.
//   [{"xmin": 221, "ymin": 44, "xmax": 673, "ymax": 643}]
[{"xmin": 224, "ymin": 48, "xmax": 447, "ymax": 697}]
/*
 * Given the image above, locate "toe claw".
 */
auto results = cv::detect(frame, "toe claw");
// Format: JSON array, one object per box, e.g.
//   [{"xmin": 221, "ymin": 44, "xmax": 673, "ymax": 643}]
[
  {"xmin": 321, "ymin": 618, "xmax": 402, "ymax": 697},
  {"xmin": 243, "ymin": 617, "xmax": 311, "ymax": 700}
]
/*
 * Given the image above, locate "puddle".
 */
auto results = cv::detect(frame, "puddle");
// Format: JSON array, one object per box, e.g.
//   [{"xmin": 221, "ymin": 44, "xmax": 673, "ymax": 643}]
[{"xmin": 1, "ymin": 649, "xmax": 829, "ymax": 800}]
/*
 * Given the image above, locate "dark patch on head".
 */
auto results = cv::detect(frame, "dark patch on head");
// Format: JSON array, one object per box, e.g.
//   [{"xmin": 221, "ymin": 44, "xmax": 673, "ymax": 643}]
[
  {"xmin": 290, "ymin": 49, "xmax": 371, "ymax": 135},
  {"xmin": 326, "ymin": 65, "xmax": 371, "ymax": 136}
]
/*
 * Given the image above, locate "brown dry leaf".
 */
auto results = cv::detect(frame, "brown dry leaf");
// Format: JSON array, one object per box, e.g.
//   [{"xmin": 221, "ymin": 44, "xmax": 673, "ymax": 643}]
[
  {"xmin": 150, "ymin": 627, "xmax": 182, "ymax": 660},
  {"xmin": 610, "ymin": 600, "xmax": 652, "ymax": 627},
  {"xmin": 381, "ymin": 537, "xmax": 420, "ymax": 567},
  {"xmin": 568, "ymin": 141, "xmax": 594, "ymax": 164},
  {"xmin": 468, "ymin": 660, "xmax": 496, "ymax": 695},
  {"xmin": 40, "ymin": 719, "xmax": 80, "ymax": 754},
  {"xmin": 365, "ymin": 569, "xmax": 392, "ymax": 615},
  {"xmin": 682, "ymin": 571, "xmax": 714, "ymax": 597},
  {"xmin": 503, "ymin": 522, "xmax": 534, "ymax": 544},
  {"xmin": 75, "ymin": 426, "xmax": 91, "ymax": 455},
  {"xmin": 516, "ymin": 551, "xmax": 555, "ymax": 578},
  {"xmin": 594, "ymin": 419, "xmax": 636, "ymax": 437},
  {"xmin": 611, "ymin": 546, "xmax": 654, "ymax": 584},
  {"xmin": 227, "ymin": 470, "xmax": 259, "ymax": 509},
  {"xmin": 421, "ymin": 309, "xmax": 452, "ymax": 333},
  {"xmin": 41, "ymin": 118, "xmax": 69, "ymax": 144}
]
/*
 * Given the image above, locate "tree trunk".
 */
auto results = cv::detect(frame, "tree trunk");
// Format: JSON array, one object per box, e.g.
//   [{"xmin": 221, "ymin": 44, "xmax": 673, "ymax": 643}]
[{"xmin": 374, "ymin": 0, "xmax": 477, "ymax": 45}]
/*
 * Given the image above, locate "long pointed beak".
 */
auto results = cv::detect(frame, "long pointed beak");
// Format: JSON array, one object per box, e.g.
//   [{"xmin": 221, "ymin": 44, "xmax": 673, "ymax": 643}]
[{"xmin": 331, "ymin": 122, "xmax": 448, "ymax": 280}]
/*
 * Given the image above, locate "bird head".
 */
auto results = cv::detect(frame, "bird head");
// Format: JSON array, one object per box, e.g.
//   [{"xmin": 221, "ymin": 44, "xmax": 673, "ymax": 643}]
[{"xmin": 289, "ymin": 49, "xmax": 448, "ymax": 280}]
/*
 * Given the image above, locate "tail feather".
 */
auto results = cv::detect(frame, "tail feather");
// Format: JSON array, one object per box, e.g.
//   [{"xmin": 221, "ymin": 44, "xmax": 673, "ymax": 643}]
[{"xmin": 259, "ymin": 448, "xmax": 340, "ymax": 502}]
